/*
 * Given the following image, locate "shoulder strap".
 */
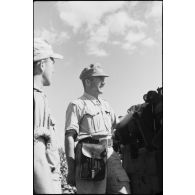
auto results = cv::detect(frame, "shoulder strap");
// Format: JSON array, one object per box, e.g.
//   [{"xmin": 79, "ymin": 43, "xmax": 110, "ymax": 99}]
[
  {"xmin": 78, "ymin": 99, "xmax": 86, "ymax": 126},
  {"xmin": 78, "ymin": 99, "xmax": 92, "ymax": 138}
]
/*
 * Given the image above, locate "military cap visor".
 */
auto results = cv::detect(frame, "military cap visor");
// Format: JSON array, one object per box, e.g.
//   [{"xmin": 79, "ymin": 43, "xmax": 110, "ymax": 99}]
[
  {"xmin": 34, "ymin": 38, "xmax": 63, "ymax": 62},
  {"xmin": 79, "ymin": 64, "xmax": 109, "ymax": 80}
]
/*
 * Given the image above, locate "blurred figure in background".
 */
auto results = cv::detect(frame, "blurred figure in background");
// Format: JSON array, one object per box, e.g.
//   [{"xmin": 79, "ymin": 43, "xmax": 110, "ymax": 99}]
[{"xmin": 115, "ymin": 88, "xmax": 163, "ymax": 194}]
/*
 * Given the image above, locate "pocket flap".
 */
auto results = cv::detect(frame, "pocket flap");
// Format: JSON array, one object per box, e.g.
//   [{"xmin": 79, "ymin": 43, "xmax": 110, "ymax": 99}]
[
  {"xmin": 84, "ymin": 108, "xmax": 100, "ymax": 117},
  {"xmin": 82, "ymin": 143, "xmax": 106, "ymax": 159},
  {"xmin": 105, "ymin": 110, "xmax": 110, "ymax": 114}
]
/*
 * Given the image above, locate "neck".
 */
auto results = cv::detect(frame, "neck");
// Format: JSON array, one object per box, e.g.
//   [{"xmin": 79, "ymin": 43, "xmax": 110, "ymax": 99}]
[
  {"xmin": 85, "ymin": 90, "xmax": 100, "ymax": 99},
  {"xmin": 34, "ymin": 75, "xmax": 43, "ymax": 90}
]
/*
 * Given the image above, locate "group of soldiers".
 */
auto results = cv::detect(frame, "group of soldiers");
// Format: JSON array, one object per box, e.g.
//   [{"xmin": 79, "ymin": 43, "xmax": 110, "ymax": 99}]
[{"xmin": 33, "ymin": 38, "xmax": 162, "ymax": 194}]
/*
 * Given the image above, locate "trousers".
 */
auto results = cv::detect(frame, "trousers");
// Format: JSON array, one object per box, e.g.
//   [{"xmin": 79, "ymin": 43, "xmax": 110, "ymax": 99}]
[{"xmin": 75, "ymin": 142, "xmax": 131, "ymax": 194}]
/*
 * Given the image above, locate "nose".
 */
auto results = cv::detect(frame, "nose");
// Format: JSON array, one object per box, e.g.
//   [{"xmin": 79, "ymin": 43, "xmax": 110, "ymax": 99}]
[
  {"xmin": 101, "ymin": 81, "xmax": 105, "ymax": 86},
  {"xmin": 101, "ymin": 78, "xmax": 105, "ymax": 85}
]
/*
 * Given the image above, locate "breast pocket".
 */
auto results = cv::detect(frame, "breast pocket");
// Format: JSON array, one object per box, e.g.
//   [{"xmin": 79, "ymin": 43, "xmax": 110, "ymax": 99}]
[
  {"xmin": 81, "ymin": 108, "xmax": 100, "ymax": 134},
  {"xmin": 103, "ymin": 109, "xmax": 112, "ymax": 131}
]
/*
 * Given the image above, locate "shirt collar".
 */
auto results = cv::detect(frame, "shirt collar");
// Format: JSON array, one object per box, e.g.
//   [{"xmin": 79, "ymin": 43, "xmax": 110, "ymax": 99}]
[{"xmin": 83, "ymin": 92, "xmax": 102, "ymax": 105}]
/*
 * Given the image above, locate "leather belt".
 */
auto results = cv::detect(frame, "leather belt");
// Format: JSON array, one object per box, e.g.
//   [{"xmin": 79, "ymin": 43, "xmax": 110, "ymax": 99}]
[
  {"xmin": 79, "ymin": 137, "xmax": 99, "ymax": 144},
  {"xmin": 79, "ymin": 137, "xmax": 113, "ymax": 148}
]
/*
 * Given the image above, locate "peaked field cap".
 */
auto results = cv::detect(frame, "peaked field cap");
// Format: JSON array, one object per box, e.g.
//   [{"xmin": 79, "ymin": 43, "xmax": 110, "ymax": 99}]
[
  {"xmin": 34, "ymin": 38, "xmax": 63, "ymax": 62},
  {"xmin": 79, "ymin": 63, "xmax": 109, "ymax": 80}
]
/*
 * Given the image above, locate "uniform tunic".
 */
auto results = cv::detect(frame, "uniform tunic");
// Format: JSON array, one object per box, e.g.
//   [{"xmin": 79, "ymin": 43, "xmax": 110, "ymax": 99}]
[
  {"xmin": 34, "ymin": 86, "xmax": 61, "ymax": 193},
  {"xmin": 65, "ymin": 92, "xmax": 130, "ymax": 194}
]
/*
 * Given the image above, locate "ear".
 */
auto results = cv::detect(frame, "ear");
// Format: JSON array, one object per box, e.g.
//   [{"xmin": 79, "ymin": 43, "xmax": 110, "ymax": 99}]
[{"xmin": 85, "ymin": 79, "xmax": 91, "ymax": 87}]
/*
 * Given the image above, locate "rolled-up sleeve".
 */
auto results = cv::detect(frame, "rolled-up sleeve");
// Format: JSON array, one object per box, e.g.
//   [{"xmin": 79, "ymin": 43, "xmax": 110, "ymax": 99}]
[{"xmin": 65, "ymin": 102, "xmax": 80, "ymax": 135}]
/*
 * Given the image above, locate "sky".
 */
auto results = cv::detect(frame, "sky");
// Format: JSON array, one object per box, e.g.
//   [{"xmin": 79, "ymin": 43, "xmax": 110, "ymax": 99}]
[{"xmin": 34, "ymin": 1, "xmax": 162, "ymax": 148}]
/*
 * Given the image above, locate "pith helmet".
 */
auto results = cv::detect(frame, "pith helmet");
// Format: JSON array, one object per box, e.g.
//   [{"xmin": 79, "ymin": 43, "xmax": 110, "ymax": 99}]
[{"xmin": 34, "ymin": 38, "xmax": 63, "ymax": 62}]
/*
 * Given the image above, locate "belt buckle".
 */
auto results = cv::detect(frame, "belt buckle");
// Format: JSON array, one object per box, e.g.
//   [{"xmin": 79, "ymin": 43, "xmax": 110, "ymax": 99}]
[{"xmin": 99, "ymin": 138, "xmax": 112, "ymax": 147}]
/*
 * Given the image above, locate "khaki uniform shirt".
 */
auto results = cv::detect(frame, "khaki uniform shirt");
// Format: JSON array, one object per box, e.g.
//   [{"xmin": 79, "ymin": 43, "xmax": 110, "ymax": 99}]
[
  {"xmin": 65, "ymin": 92, "xmax": 119, "ymax": 141},
  {"xmin": 65, "ymin": 93, "xmax": 130, "ymax": 194},
  {"xmin": 34, "ymin": 86, "xmax": 60, "ymax": 173}
]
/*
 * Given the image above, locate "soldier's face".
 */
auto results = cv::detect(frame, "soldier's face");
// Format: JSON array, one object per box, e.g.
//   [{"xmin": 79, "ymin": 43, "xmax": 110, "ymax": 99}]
[
  {"xmin": 89, "ymin": 76, "xmax": 106, "ymax": 94},
  {"xmin": 42, "ymin": 58, "xmax": 55, "ymax": 86}
]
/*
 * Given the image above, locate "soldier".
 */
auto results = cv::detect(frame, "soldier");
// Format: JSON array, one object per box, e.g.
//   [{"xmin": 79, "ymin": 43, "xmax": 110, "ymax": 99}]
[
  {"xmin": 33, "ymin": 38, "xmax": 63, "ymax": 194},
  {"xmin": 65, "ymin": 63, "xmax": 133, "ymax": 194},
  {"xmin": 116, "ymin": 89, "xmax": 163, "ymax": 194}
]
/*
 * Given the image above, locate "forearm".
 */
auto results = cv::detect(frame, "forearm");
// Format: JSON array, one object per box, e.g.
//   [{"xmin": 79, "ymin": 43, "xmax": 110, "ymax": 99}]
[{"xmin": 65, "ymin": 135, "xmax": 75, "ymax": 170}]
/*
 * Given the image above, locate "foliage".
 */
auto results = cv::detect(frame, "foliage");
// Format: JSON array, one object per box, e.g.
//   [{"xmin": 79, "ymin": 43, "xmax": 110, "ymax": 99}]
[{"xmin": 58, "ymin": 147, "xmax": 77, "ymax": 194}]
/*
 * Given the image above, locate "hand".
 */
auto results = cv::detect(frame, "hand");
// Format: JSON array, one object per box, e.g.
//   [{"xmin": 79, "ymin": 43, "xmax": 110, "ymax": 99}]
[{"xmin": 66, "ymin": 169, "xmax": 76, "ymax": 186}]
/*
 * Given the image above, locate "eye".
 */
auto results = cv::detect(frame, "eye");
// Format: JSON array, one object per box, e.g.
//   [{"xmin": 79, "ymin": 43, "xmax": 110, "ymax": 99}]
[{"xmin": 100, "ymin": 78, "xmax": 105, "ymax": 82}]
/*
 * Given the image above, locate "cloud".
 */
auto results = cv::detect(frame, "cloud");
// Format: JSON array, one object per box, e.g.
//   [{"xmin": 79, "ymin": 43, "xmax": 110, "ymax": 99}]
[
  {"xmin": 122, "ymin": 35, "xmax": 156, "ymax": 52},
  {"xmin": 89, "ymin": 25, "xmax": 109, "ymax": 43},
  {"xmin": 121, "ymin": 31, "xmax": 146, "ymax": 51},
  {"xmin": 87, "ymin": 46, "xmax": 108, "ymax": 57},
  {"xmin": 56, "ymin": 1, "xmax": 126, "ymax": 33},
  {"xmin": 146, "ymin": 2, "xmax": 162, "ymax": 18},
  {"xmin": 105, "ymin": 11, "xmax": 145, "ymax": 36},
  {"xmin": 122, "ymin": 42, "xmax": 136, "ymax": 51},
  {"xmin": 85, "ymin": 10, "xmax": 146, "ymax": 56},
  {"xmin": 34, "ymin": 28, "xmax": 69, "ymax": 45},
  {"xmin": 105, "ymin": 11, "xmax": 131, "ymax": 35},
  {"xmin": 86, "ymin": 25, "xmax": 109, "ymax": 56},
  {"xmin": 125, "ymin": 31, "xmax": 146, "ymax": 44},
  {"xmin": 142, "ymin": 37, "xmax": 155, "ymax": 46},
  {"xmin": 55, "ymin": 1, "xmax": 158, "ymax": 56},
  {"xmin": 111, "ymin": 41, "xmax": 121, "ymax": 45}
]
